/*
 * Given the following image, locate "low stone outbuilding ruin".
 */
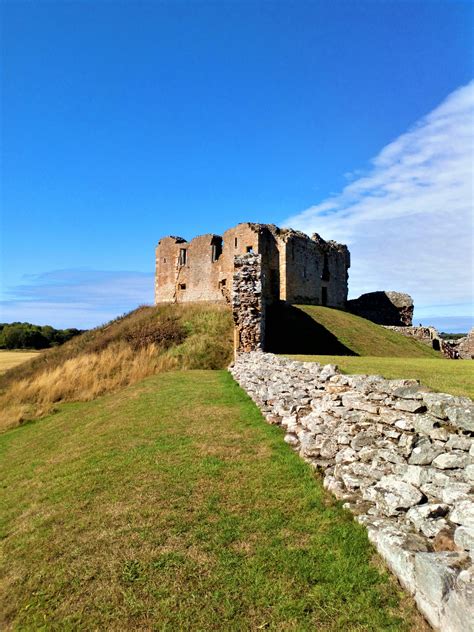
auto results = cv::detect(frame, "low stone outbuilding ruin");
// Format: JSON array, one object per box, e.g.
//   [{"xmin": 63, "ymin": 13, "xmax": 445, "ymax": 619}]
[{"xmin": 155, "ymin": 222, "xmax": 350, "ymax": 309}]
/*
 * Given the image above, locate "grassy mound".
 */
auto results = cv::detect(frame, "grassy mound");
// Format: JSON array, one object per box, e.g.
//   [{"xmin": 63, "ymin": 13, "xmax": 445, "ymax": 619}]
[
  {"xmin": 0, "ymin": 370, "xmax": 428, "ymax": 630},
  {"xmin": 267, "ymin": 304, "xmax": 440, "ymax": 357},
  {"xmin": 0, "ymin": 303, "xmax": 233, "ymax": 431}
]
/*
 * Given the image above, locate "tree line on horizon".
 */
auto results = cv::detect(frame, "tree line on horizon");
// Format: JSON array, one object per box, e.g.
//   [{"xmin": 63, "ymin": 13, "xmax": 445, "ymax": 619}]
[{"xmin": 0, "ymin": 322, "xmax": 84, "ymax": 350}]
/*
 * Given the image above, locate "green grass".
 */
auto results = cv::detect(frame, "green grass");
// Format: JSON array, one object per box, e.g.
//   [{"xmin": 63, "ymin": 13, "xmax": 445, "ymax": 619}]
[
  {"xmin": 0, "ymin": 371, "xmax": 426, "ymax": 631},
  {"xmin": 289, "ymin": 355, "xmax": 474, "ymax": 399},
  {"xmin": 293, "ymin": 306, "xmax": 440, "ymax": 357}
]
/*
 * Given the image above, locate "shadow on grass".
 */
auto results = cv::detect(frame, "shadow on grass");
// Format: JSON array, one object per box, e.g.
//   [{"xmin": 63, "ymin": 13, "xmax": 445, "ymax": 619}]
[{"xmin": 265, "ymin": 303, "xmax": 357, "ymax": 355}]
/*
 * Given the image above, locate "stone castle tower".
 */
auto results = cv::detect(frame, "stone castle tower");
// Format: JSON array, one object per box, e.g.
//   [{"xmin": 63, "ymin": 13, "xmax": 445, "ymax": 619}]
[{"xmin": 155, "ymin": 222, "xmax": 350, "ymax": 308}]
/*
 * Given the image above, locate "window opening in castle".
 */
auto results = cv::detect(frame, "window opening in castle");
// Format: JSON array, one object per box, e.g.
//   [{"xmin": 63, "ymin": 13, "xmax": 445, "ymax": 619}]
[
  {"xmin": 235, "ymin": 237, "xmax": 238, "ymax": 248},
  {"xmin": 179, "ymin": 283, "xmax": 186, "ymax": 290},
  {"xmin": 163, "ymin": 257, "xmax": 167, "ymax": 263},
  {"xmin": 211, "ymin": 241, "xmax": 222, "ymax": 262},
  {"xmin": 246, "ymin": 246, "xmax": 254, "ymax": 253},
  {"xmin": 321, "ymin": 286, "xmax": 328, "ymax": 305},
  {"xmin": 179, "ymin": 249, "xmax": 187, "ymax": 265}
]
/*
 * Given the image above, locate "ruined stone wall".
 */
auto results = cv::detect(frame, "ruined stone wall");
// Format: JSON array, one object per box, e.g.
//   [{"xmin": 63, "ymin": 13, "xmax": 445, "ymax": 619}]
[
  {"xmin": 154, "ymin": 236, "xmax": 187, "ymax": 303},
  {"xmin": 384, "ymin": 326, "xmax": 474, "ymax": 360},
  {"xmin": 348, "ymin": 291, "xmax": 414, "ymax": 326},
  {"xmin": 283, "ymin": 234, "xmax": 349, "ymax": 307},
  {"xmin": 155, "ymin": 222, "xmax": 349, "ymax": 308},
  {"xmin": 232, "ymin": 254, "xmax": 266, "ymax": 353},
  {"xmin": 457, "ymin": 329, "xmax": 474, "ymax": 360},
  {"xmin": 385, "ymin": 326, "xmax": 441, "ymax": 349},
  {"xmin": 230, "ymin": 352, "xmax": 474, "ymax": 631}
]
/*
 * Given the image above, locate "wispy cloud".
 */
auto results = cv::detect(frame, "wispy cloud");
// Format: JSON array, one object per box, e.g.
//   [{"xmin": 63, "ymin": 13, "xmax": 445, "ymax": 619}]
[
  {"xmin": 0, "ymin": 269, "xmax": 154, "ymax": 328},
  {"xmin": 285, "ymin": 81, "xmax": 474, "ymax": 329}
]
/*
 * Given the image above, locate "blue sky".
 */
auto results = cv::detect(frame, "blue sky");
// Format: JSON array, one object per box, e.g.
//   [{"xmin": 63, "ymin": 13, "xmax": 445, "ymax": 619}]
[{"xmin": 1, "ymin": 0, "xmax": 472, "ymax": 331}]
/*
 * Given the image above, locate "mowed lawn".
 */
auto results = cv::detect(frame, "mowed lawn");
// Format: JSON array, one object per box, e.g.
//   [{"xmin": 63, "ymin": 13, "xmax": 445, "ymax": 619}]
[
  {"xmin": 289, "ymin": 355, "xmax": 474, "ymax": 399},
  {"xmin": 0, "ymin": 371, "xmax": 427, "ymax": 631},
  {"xmin": 0, "ymin": 350, "xmax": 41, "ymax": 374}
]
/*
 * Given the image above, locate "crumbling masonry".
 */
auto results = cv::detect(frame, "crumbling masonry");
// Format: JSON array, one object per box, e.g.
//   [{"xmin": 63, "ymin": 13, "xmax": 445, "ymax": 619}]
[{"xmin": 155, "ymin": 222, "xmax": 350, "ymax": 309}]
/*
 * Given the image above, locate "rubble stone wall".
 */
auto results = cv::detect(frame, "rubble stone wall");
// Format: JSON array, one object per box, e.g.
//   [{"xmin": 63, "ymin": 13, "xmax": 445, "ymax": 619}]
[
  {"xmin": 230, "ymin": 352, "xmax": 474, "ymax": 631},
  {"xmin": 232, "ymin": 255, "xmax": 266, "ymax": 353},
  {"xmin": 457, "ymin": 329, "xmax": 474, "ymax": 359},
  {"xmin": 385, "ymin": 326, "xmax": 474, "ymax": 360},
  {"xmin": 385, "ymin": 326, "xmax": 442, "ymax": 349}
]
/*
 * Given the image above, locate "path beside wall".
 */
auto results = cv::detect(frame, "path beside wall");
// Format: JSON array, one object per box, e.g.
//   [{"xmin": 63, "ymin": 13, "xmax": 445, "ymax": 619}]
[{"xmin": 230, "ymin": 352, "xmax": 474, "ymax": 631}]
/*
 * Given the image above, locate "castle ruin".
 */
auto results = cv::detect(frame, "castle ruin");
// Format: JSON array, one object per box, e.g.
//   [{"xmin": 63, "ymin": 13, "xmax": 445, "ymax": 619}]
[{"xmin": 155, "ymin": 222, "xmax": 350, "ymax": 308}]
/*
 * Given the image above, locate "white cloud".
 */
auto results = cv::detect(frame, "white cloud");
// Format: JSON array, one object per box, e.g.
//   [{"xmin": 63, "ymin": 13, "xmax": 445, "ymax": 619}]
[
  {"xmin": 0, "ymin": 269, "xmax": 154, "ymax": 329},
  {"xmin": 285, "ymin": 81, "xmax": 474, "ymax": 327}
]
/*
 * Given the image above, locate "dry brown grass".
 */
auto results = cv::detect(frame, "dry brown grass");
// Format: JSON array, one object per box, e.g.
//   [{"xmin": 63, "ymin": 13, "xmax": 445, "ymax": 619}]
[
  {"xmin": 0, "ymin": 303, "xmax": 233, "ymax": 431},
  {"xmin": 0, "ymin": 350, "xmax": 42, "ymax": 374}
]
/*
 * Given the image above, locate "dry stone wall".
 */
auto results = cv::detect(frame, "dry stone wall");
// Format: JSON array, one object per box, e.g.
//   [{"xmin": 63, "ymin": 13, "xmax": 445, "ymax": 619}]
[{"xmin": 230, "ymin": 352, "xmax": 474, "ymax": 631}]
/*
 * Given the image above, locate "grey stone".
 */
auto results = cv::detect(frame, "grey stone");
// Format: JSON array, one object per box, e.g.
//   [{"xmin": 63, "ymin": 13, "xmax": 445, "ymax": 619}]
[
  {"xmin": 334, "ymin": 447, "xmax": 358, "ymax": 464},
  {"xmin": 450, "ymin": 500, "xmax": 474, "ymax": 528},
  {"xmin": 284, "ymin": 434, "xmax": 299, "ymax": 447},
  {"xmin": 466, "ymin": 464, "xmax": 474, "ymax": 482},
  {"xmin": 446, "ymin": 435, "xmax": 473, "ymax": 452},
  {"xmin": 432, "ymin": 452, "xmax": 469, "ymax": 470},
  {"xmin": 398, "ymin": 433, "xmax": 417, "ymax": 457},
  {"xmin": 402, "ymin": 465, "xmax": 427, "ymax": 487},
  {"xmin": 414, "ymin": 551, "xmax": 460, "ymax": 603},
  {"xmin": 406, "ymin": 504, "xmax": 449, "ymax": 537},
  {"xmin": 366, "ymin": 524, "xmax": 416, "ymax": 594},
  {"xmin": 395, "ymin": 418, "xmax": 415, "ymax": 431},
  {"xmin": 408, "ymin": 437, "xmax": 443, "ymax": 465},
  {"xmin": 350, "ymin": 431, "xmax": 377, "ymax": 451},
  {"xmin": 422, "ymin": 393, "xmax": 454, "ymax": 419},
  {"xmin": 319, "ymin": 437, "xmax": 338, "ymax": 459},
  {"xmin": 441, "ymin": 483, "xmax": 472, "ymax": 504},
  {"xmin": 445, "ymin": 400, "xmax": 474, "ymax": 432},
  {"xmin": 439, "ymin": 580, "xmax": 474, "ymax": 632},
  {"xmin": 394, "ymin": 399, "xmax": 426, "ymax": 413},
  {"xmin": 392, "ymin": 385, "xmax": 424, "ymax": 399},
  {"xmin": 413, "ymin": 415, "xmax": 439, "ymax": 436},
  {"xmin": 367, "ymin": 475, "xmax": 424, "ymax": 516},
  {"xmin": 454, "ymin": 525, "xmax": 474, "ymax": 554}
]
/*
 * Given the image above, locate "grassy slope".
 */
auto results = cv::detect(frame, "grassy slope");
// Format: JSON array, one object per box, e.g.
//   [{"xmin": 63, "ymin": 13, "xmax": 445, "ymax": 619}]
[
  {"xmin": 0, "ymin": 371, "xmax": 428, "ymax": 631},
  {"xmin": 0, "ymin": 303, "xmax": 233, "ymax": 431},
  {"xmin": 294, "ymin": 306, "xmax": 440, "ymax": 357},
  {"xmin": 285, "ymin": 307, "xmax": 474, "ymax": 399},
  {"xmin": 0, "ymin": 350, "xmax": 41, "ymax": 374},
  {"xmin": 289, "ymin": 356, "xmax": 474, "ymax": 399}
]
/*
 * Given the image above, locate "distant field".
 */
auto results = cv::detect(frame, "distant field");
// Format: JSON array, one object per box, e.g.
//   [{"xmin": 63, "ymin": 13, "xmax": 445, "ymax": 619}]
[
  {"xmin": 0, "ymin": 351, "xmax": 41, "ymax": 374},
  {"xmin": 288, "ymin": 355, "xmax": 474, "ymax": 399}
]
